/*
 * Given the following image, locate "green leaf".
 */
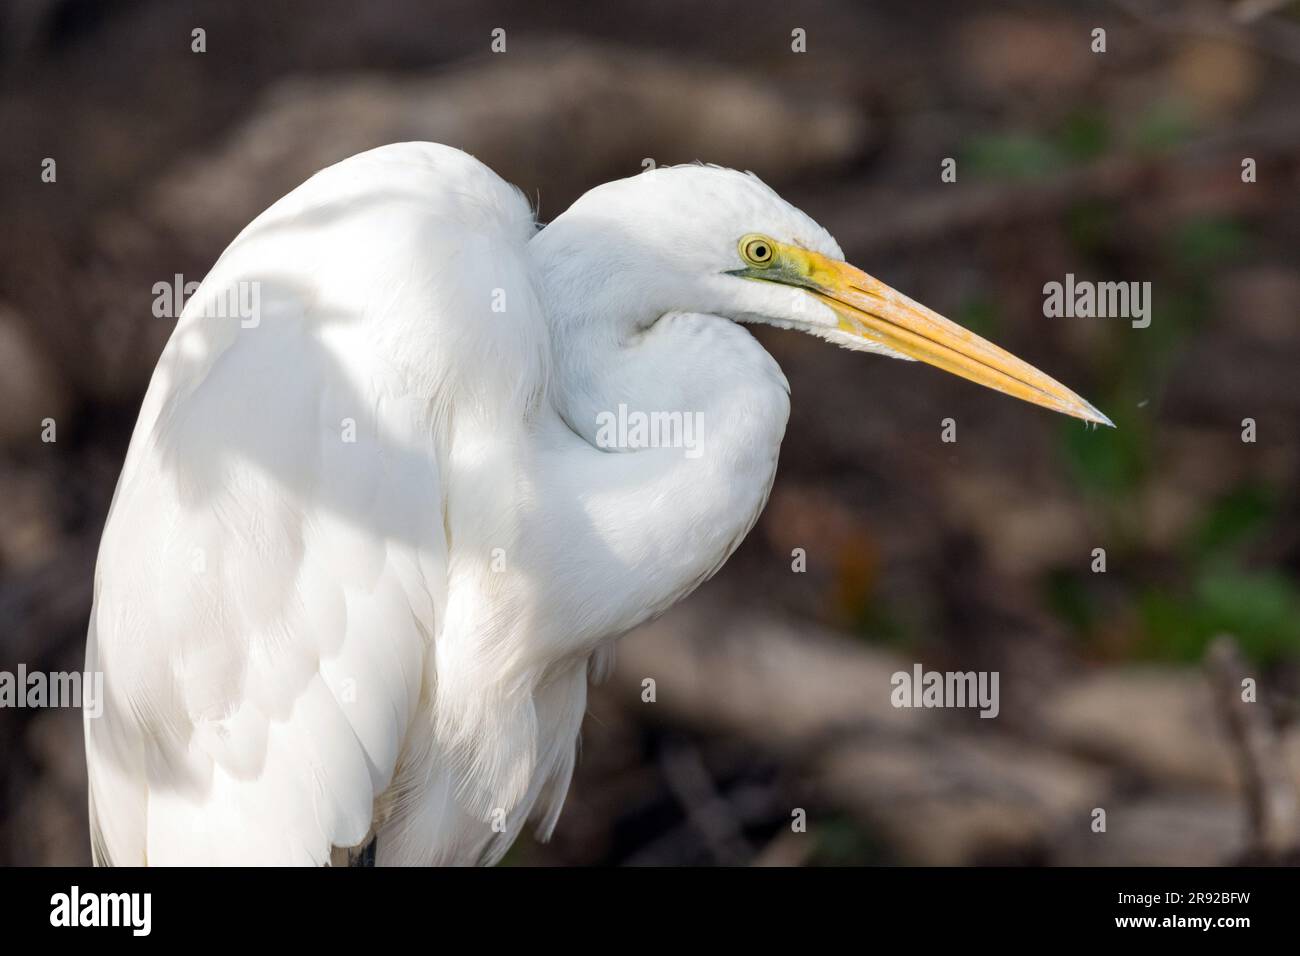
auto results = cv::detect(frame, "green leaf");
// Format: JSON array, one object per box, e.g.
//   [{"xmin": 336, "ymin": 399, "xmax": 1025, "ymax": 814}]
[
  {"xmin": 1191, "ymin": 484, "xmax": 1277, "ymax": 559},
  {"xmin": 1057, "ymin": 109, "xmax": 1111, "ymax": 162},
  {"xmin": 964, "ymin": 133, "xmax": 1061, "ymax": 179},
  {"xmin": 1137, "ymin": 566, "xmax": 1300, "ymax": 664},
  {"xmin": 1059, "ymin": 412, "xmax": 1146, "ymax": 494},
  {"xmin": 1170, "ymin": 217, "xmax": 1248, "ymax": 269}
]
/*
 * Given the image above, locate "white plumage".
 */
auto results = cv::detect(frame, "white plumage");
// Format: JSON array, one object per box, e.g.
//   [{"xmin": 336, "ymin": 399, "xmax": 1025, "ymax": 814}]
[{"xmin": 85, "ymin": 142, "xmax": 1107, "ymax": 866}]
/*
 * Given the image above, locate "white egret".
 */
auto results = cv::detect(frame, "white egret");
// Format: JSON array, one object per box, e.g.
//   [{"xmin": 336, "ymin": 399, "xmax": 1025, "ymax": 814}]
[{"xmin": 84, "ymin": 142, "xmax": 1109, "ymax": 866}]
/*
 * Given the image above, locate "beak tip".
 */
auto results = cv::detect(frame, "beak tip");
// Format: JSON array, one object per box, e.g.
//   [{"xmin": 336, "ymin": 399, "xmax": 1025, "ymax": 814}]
[{"xmin": 1079, "ymin": 403, "xmax": 1115, "ymax": 428}]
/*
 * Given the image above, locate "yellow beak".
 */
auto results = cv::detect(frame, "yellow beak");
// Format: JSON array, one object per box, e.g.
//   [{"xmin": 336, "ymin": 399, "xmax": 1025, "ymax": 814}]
[{"xmin": 754, "ymin": 244, "xmax": 1112, "ymax": 427}]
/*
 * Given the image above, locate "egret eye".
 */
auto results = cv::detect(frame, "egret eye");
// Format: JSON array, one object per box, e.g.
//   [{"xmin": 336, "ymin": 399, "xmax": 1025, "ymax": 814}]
[{"xmin": 740, "ymin": 234, "xmax": 775, "ymax": 268}]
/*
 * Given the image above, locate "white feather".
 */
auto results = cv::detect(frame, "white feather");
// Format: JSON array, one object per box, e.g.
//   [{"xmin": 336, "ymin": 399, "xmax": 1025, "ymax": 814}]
[{"xmin": 86, "ymin": 142, "xmax": 840, "ymax": 865}]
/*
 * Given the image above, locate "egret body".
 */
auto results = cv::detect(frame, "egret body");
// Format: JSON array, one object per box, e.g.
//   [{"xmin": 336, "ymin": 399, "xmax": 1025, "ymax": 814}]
[{"xmin": 84, "ymin": 143, "xmax": 1108, "ymax": 865}]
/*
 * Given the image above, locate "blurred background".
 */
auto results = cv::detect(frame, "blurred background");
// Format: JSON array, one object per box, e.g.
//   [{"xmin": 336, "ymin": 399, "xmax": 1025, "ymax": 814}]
[{"xmin": 1, "ymin": 0, "xmax": 1298, "ymax": 866}]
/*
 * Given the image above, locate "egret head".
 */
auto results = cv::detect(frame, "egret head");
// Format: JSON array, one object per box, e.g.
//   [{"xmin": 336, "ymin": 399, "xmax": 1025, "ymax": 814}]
[{"xmin": 539, "ymin": 164, "xmax": 1111, "ymax": 426}]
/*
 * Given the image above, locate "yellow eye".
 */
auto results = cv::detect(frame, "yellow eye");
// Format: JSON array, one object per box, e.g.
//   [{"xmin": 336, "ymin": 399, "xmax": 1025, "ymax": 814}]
[{"xmin": 739, "ymin": 234, "xmax": 775, "ymax": 268}]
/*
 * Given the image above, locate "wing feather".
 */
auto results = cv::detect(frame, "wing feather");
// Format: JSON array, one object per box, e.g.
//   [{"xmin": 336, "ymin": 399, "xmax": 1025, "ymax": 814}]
[{"xmin": 85, "ymin": 144, "xmax": 546, "ymax": 865}]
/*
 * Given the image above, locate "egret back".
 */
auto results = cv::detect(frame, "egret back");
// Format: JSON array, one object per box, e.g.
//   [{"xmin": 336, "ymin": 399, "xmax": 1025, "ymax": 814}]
[{"xmin": 85, "ymin": 144, "xmax": 547, "ymax": 864}]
